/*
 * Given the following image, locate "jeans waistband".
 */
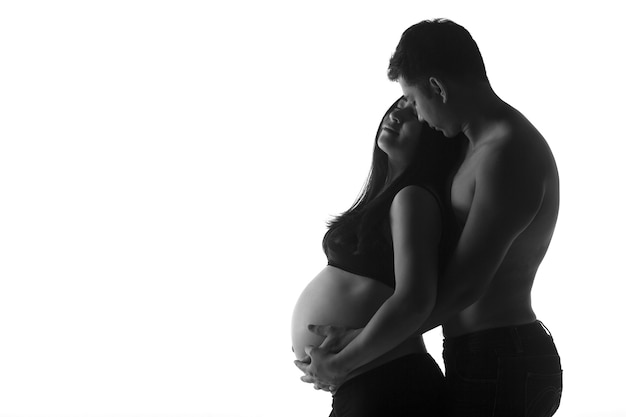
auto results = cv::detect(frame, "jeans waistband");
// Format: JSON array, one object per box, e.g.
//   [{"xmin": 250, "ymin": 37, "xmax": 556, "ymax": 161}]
[{"xmin": 444, "ymin": 321, "xmax": 556, "ymax": 354}]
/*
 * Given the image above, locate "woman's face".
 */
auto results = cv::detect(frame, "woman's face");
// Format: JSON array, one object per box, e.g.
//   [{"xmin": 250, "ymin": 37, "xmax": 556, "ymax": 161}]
[{"xmin": 377, "ymin": 98, "xmax": 423, "ymax": 164}]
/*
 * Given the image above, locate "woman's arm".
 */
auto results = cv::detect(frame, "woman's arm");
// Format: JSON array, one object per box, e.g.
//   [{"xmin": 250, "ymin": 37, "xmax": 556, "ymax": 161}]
[{"xmin": 300, "ymin": 185, "xmax": 441, "ymax": 384}]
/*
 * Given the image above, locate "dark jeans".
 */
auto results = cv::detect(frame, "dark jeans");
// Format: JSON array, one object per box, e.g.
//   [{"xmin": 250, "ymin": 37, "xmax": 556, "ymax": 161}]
[
  {"xmin": 443, "ymin": 320, "xmax": 562, "ymax": 417},
  {"xmin": 330, "ymin": 353, "xmax": 444, "ymax": 417}
]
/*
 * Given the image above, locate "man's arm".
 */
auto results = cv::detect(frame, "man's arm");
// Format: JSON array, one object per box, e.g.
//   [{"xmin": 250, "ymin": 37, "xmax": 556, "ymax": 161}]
[{"xmin": 418, "ymin": 141, "xmax": 546, "ymax": 332}]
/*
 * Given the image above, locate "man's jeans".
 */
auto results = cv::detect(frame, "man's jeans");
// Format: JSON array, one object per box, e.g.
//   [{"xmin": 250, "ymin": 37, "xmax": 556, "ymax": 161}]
[{"xmin": 443, "ymin": 321, "xmax": 562, "ymax": 417}]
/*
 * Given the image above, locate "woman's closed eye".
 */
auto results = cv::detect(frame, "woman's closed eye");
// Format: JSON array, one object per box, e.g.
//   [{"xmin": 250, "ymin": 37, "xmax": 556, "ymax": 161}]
[
  {"xmin": 399, "ymin": 106, "xmax": 419, "ymax": 121},
  {"xmin": 395, "ymin": 99, "xmax": 418, "ymax": 119}
]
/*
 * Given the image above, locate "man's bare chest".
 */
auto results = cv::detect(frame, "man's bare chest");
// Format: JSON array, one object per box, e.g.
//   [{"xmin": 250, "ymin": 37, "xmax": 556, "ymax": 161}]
[{"xmin": 450, "ymin": 152, "xmax": 481, "ymax": 225}]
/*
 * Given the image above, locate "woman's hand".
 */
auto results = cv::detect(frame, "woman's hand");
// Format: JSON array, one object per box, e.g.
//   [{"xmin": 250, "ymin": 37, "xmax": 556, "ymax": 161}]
[
  {"xmin": 294, "ymin": 345, "xmax": 347, "ymax": 390},
  {"xmin": 294, "ymin": 325, "xmax": 363, "ymax": 392},
  {"xmin": 296, "ymin": 355, "xmax": 338, "ymax": 393}
]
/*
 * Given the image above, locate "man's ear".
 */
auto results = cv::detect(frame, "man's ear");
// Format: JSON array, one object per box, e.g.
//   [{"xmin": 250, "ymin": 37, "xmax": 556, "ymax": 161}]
[{"xmin": 428, "ymin": 77, "xmax": 448, "ymax": 104}]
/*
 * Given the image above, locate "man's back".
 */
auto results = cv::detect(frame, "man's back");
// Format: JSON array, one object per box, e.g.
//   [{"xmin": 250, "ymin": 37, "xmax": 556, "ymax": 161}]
[{"xmin": 443, "ymin": 103, "xmax": 559, "ymax": 337}]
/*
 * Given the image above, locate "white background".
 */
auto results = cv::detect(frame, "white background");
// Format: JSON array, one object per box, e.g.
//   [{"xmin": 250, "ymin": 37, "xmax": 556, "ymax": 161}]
[{"xmin": 1, "ymin": 1, "xmax": 624, "ymax": 416}]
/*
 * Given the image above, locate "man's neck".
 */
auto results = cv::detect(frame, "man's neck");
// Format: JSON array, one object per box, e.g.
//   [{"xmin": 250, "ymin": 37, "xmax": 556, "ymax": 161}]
[{"xmin": 457, "ymin": 83, "xmax": 508, "ymax": 147}]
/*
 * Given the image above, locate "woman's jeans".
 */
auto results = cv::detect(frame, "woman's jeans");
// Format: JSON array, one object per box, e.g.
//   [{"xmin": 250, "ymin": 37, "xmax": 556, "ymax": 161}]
[
  {"xmin": 443, "ymin": 320, "xmax": 562, "ymax": 417},
  {"xmin": 330, "ymin": 353, "xmax": 444, "ymax": 417}
]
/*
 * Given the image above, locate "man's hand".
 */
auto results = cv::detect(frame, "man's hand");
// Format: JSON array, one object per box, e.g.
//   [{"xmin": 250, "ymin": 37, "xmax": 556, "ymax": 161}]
[
  {"xmin": 309, "ymin": 324, "xmax": 362, "ymax": 352},
  {"xmin": 294, "ymin": 325, "xmax": 362, "ymax": 393}
]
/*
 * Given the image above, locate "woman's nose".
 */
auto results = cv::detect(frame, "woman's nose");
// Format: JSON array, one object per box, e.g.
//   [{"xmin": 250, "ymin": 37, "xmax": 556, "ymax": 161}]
[{"xmin": 388, "ymin": 110, "xmax": 401, "ymax": 123}]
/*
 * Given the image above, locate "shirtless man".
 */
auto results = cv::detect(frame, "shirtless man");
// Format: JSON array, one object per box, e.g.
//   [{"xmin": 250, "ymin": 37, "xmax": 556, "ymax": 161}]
[{"xmin": 297, "ymin": 19, "xmax": 562, "ymax": 416}]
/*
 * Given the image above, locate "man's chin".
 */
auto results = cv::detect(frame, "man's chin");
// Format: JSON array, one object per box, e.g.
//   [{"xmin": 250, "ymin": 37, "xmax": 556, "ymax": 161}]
[
  {"xmin": 440, "ymin": 127, "xmax": 461, "ymax": 138},
  {"xmin": 437, "ymin": 128, "xmax": 451, "ymax": 138},
  {"xmin": 432, "ymin": 126, "xmax": 449, "ymax": 137}
]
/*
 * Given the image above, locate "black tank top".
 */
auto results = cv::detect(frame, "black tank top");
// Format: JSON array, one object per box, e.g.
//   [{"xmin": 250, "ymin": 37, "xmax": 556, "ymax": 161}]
[{"xmin": 323, "ymin": 186, "xmax": 456, "ymax": 289}]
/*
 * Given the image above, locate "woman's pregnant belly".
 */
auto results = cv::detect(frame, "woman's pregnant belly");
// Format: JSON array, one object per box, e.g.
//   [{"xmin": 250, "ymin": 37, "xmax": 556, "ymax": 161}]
[{"xmin": 291, "ymin": 265, "xmax": 424, "ymax": 362}]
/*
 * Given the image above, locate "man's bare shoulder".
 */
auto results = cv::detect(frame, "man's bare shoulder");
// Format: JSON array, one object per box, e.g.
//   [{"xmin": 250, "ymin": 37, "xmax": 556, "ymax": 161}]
[
  {"xmin": 467, "ymin": 111, "xmax": 555, "ymax": 216},
  {"xmin": 477, "ymin": 109, "xmax": 553, "ymax": 174}
]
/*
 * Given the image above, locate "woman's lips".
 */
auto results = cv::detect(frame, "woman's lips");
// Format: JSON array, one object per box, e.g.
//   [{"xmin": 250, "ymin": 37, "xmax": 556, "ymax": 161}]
[{"xmin": 382, "ymin": 125, "xmax": 399, "ymax": 134}]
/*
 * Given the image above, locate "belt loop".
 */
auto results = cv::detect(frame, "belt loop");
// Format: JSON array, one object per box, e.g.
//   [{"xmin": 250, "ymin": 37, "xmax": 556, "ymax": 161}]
[{"xmin": 511, "ymin": 327, "xmax": 524, "ymax": 353}]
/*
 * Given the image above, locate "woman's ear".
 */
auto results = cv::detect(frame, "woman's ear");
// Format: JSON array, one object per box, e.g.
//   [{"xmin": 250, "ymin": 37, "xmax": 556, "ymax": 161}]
[{"xmin": 428, "ymin": 77, "xmax": 448, "ymax": 104}]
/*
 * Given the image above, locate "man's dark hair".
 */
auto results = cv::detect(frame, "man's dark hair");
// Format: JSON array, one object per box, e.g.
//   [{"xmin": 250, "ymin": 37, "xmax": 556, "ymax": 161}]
[{"xmin": 388, "ymin": 19, "xmax": 488, "ymax": 88}]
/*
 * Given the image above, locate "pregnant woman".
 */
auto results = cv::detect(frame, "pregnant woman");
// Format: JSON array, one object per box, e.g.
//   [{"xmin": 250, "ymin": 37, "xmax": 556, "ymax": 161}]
[{"xmin": 291, "ymin": 96, "xmax": 466, "ymax": 416}]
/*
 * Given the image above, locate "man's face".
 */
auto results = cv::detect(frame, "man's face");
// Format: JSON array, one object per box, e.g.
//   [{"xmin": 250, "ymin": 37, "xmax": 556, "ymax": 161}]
[{"xmin": 398, "ymin": 76, "xmax": 455, "ymax": 137}]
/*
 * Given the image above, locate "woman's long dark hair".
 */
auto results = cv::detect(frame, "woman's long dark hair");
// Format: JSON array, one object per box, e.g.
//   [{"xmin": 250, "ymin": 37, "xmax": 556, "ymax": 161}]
[{"xmin": 323, "ymin": 97, "xmax": 467, "ymax": 256}]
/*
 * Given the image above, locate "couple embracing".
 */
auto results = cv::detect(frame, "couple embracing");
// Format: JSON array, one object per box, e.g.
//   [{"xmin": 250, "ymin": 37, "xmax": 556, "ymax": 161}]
[{"xmin": 291, "ymin": 19, "xmax": 563, "ymax": 417}]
